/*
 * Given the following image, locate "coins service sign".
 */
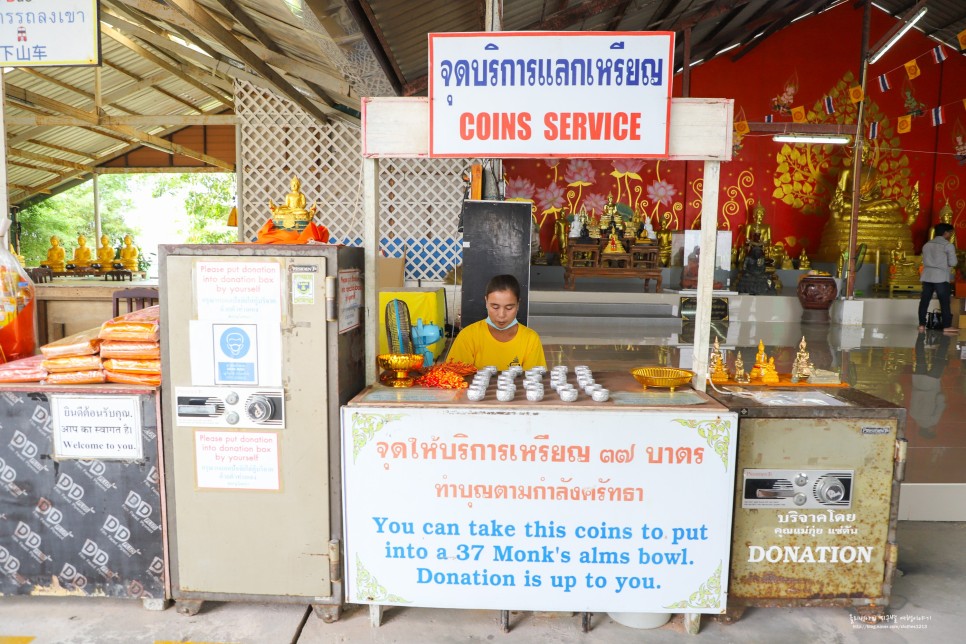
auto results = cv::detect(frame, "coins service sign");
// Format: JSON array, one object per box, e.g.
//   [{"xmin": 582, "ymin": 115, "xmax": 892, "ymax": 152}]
[{"xmin": 429, "ymin": 32, "xmax": 674, "ymax": 158}]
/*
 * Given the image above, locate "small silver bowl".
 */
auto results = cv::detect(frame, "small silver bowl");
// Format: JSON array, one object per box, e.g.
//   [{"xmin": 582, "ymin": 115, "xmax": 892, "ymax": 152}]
[{"xmin": 591, "ymin": 388, "xmax": 610, "ymax": 402}]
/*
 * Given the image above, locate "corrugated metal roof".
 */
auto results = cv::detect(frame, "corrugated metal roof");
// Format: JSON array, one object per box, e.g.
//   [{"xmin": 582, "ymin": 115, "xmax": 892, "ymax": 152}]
[{"xmin": 5, "ymin": 0, "xmax": 964, "ymax": 206}]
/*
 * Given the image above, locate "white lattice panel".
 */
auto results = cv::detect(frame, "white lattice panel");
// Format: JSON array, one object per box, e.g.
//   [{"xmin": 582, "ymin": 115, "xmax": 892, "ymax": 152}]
[{"xmin": 235, "ymin": 80, "xmax": 467, "ymax": 281}]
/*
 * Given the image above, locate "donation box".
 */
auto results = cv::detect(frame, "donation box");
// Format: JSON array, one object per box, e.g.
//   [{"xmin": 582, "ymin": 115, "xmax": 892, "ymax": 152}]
[
  {"xmin": 160, "ymin": 244, "xmax": 364, "ymax": 619},
  {"xmin": 709, "ymin": 387, "xmax": 905, "ymax": 619}
]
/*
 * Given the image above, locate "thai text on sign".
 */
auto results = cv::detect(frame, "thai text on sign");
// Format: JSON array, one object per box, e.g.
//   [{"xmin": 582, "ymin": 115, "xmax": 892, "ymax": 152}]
[
  {"xmin": 0, "ymin": 0, "xmax": 100, "ymax": 67},
  {"xmin": 429, "ymin": 32, "xmax": 674, "ymax": 158}
]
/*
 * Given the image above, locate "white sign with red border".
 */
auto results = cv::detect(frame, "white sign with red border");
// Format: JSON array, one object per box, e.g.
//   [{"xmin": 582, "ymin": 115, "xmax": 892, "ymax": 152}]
[
  {"xmin": 0, "ymin": 0, "xmax": 100, "ymax": 67},
  {"xmin": 429, "ymin": 31, "xmax": 674, "ymax": 159}
]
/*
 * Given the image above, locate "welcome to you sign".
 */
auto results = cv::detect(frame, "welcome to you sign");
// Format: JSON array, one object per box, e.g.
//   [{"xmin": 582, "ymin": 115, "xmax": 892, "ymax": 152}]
[{"xmin": 429, "ymin": 31, "xmax": 674, "ymax": 158}]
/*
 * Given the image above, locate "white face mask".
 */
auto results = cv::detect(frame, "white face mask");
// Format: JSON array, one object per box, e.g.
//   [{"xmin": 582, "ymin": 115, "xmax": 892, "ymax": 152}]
[{"xmin": 486, "ymin": 316, "xmax": 518, "ymax": 331}]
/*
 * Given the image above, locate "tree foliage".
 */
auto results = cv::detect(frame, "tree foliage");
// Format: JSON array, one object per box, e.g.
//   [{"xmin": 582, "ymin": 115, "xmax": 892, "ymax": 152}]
[
  {"xmin": 15, "ymin": 175, "xmax": 140, "ymax": 266},
  {"xmin": 152, "ymin": 173, "xmax": 236, "ymax": 244}
]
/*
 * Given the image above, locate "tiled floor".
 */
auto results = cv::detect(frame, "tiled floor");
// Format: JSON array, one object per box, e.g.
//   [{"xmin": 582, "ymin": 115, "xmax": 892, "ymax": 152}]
[{"xmin": 533, "ymin": 319, "xmax": 965, "ymax": 486}]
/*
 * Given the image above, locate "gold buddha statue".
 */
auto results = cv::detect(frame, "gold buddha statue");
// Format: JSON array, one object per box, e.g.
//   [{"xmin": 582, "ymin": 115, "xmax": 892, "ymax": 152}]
[
  {"xmin": 753, "ymin": 340, "xmax": 768, "ymax": 374},
  {"xmin": 600, "ymin": 194, "xmax": 617, "ymax": 229},
  {"xmin": 602, "ymin": 230, "xmax": 624, "ymax": 254},
  {"xmin": 41, "ymin": 236, "xmax": 66, "ymax": 273},
  {"xmin": 555, "ymin": 209, "xmax": 570, "ymax": 267},
  {"xmin": 269, "ymin": 176, "xmax": 317, "ymax": 232},
  {"xmin": 791, "ymin": 336, "xmax": 813, "ymax": 383},
  {"xmin": 656, "ymin": 212, "xmax": 673, "ymax": 267},
  {"xmin": 72, "ymin": 234, "xmax": 92, "ymax": 268},
  {"xmin": 818, "ymin": 145, "xmax": 917, "ymax": 261},
  {"xmin": 798, "ymin": 249, "xmax": 811, "ymax": 270},
  {"xmin": 120, "ymin": 235, "xmax": 139, "ymax": 272},
  {"xmin": 738, "ymin": 202, "xmax": 772, "ymax": 265},
  {"xmin": 710, "ymin": 337, "xmax": 728, "ymax": 384},
  {"xmin": 96, "ymin": 234, "xmax": 116, "ymax": 272},
  {"xmin": 761, "ymin": 357, "xmax": 780, "ymax": 384},
  {"xmin": 928, "ymin": 200, "xmax": 956, "ymax": 246},
  {"xmin": 733, "ymin": 352, "xmax": 750, "ymax": 384}
]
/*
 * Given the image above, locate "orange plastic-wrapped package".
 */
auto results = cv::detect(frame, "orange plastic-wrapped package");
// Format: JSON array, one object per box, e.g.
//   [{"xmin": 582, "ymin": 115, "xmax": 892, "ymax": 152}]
[
  {"xmin": 0, "ymin": 355, "xmax": 46, "ymax": 383},
  {"xmin": 101, "ymin": 358, "xmax": 161, "ymax": 375},
  {"xmin": 99, "ymin": 341, "xmax": 160, "ymax": 360},
  {"xmin": 42, "ymin": 355, "xmax": 103, "ymax": 373},
  {"xmin": 99, "ymin": 305, "xmax": 160, "ymax": 342},
  {"xmin": 40, "ymin": 327, "xmax": 101, "ymax": 358},
  {"xmin": 104, "ymin": 369, "xmax": 161, "ymax": 387},
  {"xmin": 45, "ymin": 369, "xmax": 106, "ymax": 385}
]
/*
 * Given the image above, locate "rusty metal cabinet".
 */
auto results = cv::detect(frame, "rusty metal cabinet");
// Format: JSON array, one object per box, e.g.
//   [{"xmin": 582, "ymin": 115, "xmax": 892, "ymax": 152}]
[{"xmin": 709, "ymin": 387, "xmax": 905, "ymax": 619}]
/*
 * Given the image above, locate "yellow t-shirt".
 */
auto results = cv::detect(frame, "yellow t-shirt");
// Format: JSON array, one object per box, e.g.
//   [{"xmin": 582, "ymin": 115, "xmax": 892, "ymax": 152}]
[{"xmin": 446, "ymin": 320, "xmax": 546, "ymax": 370}]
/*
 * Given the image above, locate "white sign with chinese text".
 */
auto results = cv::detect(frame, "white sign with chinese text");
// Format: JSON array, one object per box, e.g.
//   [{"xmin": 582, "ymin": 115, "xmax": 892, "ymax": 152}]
[
  {"xmin": 51, "ymin": 395, "xmax": 143, "ymax": 460},
  {"xmin": 429, "ymin": 32, "xmax": 674, "ymax": 158},
  {"xmin": 0, "ymin": 1, "xmax": 100, "ymax": 67},
  {"xmin": 342, "ymin": 406, "xmax": 737, "ymax": 612}
]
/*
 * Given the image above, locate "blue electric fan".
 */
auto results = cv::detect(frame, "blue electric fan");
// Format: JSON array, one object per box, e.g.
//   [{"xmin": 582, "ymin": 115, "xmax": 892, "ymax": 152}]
[{"xmin": 411, "ymin": 318, "xmax": 442, "ymax": 366}]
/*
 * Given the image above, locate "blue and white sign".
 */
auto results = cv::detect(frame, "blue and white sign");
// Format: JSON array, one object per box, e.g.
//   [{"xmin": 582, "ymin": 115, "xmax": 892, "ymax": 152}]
[
  {"xmin": 213, "ymin": 324, "xmax": 258, "ymax": 385},
  {"xmin": 429, "ymin": 31, "xmax": 674, "ymax": 158},
  {"xmin": 0, "ymin": 0, "xmax": 101, "ymax": 67}
]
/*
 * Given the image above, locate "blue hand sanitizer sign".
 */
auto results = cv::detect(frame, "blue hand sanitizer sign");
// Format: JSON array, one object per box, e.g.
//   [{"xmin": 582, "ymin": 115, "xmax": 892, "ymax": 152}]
[{"xmin": 213, "ymin": 324, "xmax": 258, "ymax": 384}]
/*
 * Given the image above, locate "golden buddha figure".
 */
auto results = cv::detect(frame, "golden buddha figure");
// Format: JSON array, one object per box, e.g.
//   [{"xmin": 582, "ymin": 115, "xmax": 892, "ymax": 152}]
[
  {"xmin": 798, "ymin": 249, "xmax": 811, "ymax": 270},
  {"xmin": 41, "ymin": 236, "xmax": 66, "ymax": 273},
  {"xmin": 928, "ymin": 200, "xmax": 957, "ymax": 246},
  {"xmin": 819, "ymin": 145, "xmax": 917, "ymax": 261},
  {"xmin": 656, "ymin": 212, "xmax": 673, "ymax": 267},
  {"xmin": 600, "ymin": 193, "xmax": 617, "ymax": 229},
  {"xmin": 602, "ymin": 230, "xmax": 624, "ymax": 254},
  {"xmin": 710, "ymin": 337, "xmax": 728, "ymax": 384},
  {"xmin": 120, "ymin": 235, "xmax": 139, "ymax": 272},
  {"xmin": 761, "ymin": 357, "xmax": 780, "ymax": 384},
  {"xmin": 791, "ymin": 336, "xmax": 813, "ymax": 383},
  {"xmin": 587, "ymin": 214, "xmax": 602, "ymax": 240},
  {"xmin": 269, "ymin": 176, "xmax": 317, "ymax": 232},
  {"xmin": 753, "ymin": 340, "xmax": 768, "ymax": 373},
  {"xmin": 72, "ymin": 234, "xmax": 92, "ymax": 268},
  {"xmin": 96, "ymin": 234, "xmax": 116, "ymax": 272},
  {"xmin": 554, "ymin": 209, "xmax": 570, "ymax": 267},
  {"xmin": 733, "ymin": 352, "xmax": 750, "ymax": 384},
  {"xmin": 738, "ymin": 202, "xmax": 773, "ymax": 265}
]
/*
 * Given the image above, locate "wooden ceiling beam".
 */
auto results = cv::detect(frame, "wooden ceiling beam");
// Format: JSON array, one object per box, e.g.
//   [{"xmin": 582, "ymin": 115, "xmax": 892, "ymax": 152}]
[
  {"xmin": 19, "ymin": 68, "xmax": 138, "ymax": 116},
  {"xmin": 341, "ymin": 0, "xmax": 404, "ymax": 95},
  {"xmin": 105, "ymin": 0, "xmax": 228, "ymax": 64},
  {"xmin": 4, "ymin": 83, "xmax": 234, "ymax": 171},
  {"xmin": 103, "ymin": 10, "xmax": 352, "ymax": 101},
  {"xmin": 99, "ymin": 63, "xmax": 206, "ymax": 112},
  {"xmin": 8, "ymin": 147, "xmax": 94, "ymax": 172},
  {"xmin": 605, "ymin": 0, "xmax": 633, "ymax": 30},
  {"xmin": 165, "ymin": 0, "xmax": 332, "ymax": 122},
  {"xmin": 6, "ymin": 114, "xmax": 237, "ymax": 127},
  {"xmin": 101, "ymin": 23, "xmax": 235, "ymax": 109}
]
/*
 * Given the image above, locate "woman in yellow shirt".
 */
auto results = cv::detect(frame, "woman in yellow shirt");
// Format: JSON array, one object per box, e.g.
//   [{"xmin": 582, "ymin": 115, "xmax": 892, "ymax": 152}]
[{"xmin": 446, "ymin": 274, "xmax": 546, "ymax": 370}]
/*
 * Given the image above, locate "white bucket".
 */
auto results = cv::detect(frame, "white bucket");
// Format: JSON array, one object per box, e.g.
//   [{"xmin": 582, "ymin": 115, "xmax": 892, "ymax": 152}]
[{"xmin": 608, "ymin": 611, "xmax": 672, "ymax": 629}]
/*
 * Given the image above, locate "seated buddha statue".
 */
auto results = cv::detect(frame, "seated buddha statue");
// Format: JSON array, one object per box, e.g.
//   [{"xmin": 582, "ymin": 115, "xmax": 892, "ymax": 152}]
[
  {"xmin": 72, "ymin": 234, "xmax": 92, "ymax": 268},
  {"xmin": 40, "ymin": 236, "xmax": 66, "ymax": 273},
  {"xmin": 798, "ymin": 249, "xmax": 811, "ymax": 270},
  {"xmin": 819, "ymin": 145, "xmax": 917, "ymax": 261},
  {"xmin": 738, "ymin": 202, "xmax": 772, "ymax": 265},
  {"xmin": 96, "ymin": 234, "xmax": 116, "ymax": 272},
  {"xmin": 269, "ymin": 176, "xmax": 317, "ymax": 232},
  {"xmin": 120, "ymin": 235, "xmax": 139, "ymax": 272},
  {"xmin": 599, "ymin": 194, "xmax": 617, "ymax": 230}
]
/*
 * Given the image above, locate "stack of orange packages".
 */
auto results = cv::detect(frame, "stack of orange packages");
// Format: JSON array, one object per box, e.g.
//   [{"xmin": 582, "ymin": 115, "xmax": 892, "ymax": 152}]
[
  {"xmin": 39, "ymin": 327, "xmax": 105, "ymax": 384},
  {"xmin": 0, "ymin": 354, "xmax": 48, "ymax": 383},
  {"xmin": 98, "ymin": 306, "xmax": 161, "ymax": 387}
]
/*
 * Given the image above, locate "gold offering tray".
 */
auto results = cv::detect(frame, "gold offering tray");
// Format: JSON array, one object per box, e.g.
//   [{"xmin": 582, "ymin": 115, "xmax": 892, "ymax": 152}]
[{"xmin": 631, "ymin": 367, "xmax": 695, "ymax": 392}]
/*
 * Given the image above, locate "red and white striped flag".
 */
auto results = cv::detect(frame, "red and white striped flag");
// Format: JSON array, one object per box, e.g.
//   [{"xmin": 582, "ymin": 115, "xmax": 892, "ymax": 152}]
[
  {"xmin": 932, "ymin": 46, "xmax": 947, "ymax": 63},
  {"xmin": 868, "ymin": 121, "xmax": 878, "ymax": 140},
  {"xmin": 877, "ymin": 74, "xmax": 890, "ymax": 92},
  {"xmin": 931, "ymin": 106, "xmax": 944, "ymax": 127}
]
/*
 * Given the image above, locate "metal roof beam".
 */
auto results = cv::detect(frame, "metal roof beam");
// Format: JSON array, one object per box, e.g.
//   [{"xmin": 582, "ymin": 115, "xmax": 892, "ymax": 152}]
[{"xmin": 165, "ymin": 0, "xmax": 332, "ymax": 122}]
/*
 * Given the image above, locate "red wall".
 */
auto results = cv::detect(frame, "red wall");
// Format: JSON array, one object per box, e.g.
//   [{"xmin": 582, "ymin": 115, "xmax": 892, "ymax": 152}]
[{"xmin": 504, "ymin": 3, "xmax": 966, "ymax": 258}]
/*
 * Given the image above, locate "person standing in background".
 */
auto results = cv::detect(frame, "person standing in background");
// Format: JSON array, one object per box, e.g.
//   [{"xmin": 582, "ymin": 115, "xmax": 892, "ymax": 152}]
[{"xmin": 918, "ymin": 223, "xmax": 958, "ymax": 335}]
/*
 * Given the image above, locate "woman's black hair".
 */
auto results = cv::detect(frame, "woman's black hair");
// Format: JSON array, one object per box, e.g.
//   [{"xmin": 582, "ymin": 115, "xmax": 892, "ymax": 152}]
[{"xmin": 485, "ymin": 274, "xmax": 521, "ymax": 300}]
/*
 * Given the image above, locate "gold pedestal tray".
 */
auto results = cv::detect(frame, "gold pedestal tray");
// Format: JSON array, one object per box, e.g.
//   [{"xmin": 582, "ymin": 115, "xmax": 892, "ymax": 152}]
[
  {"xmin": 631, "ymin": 367, "xmax": 695, "ymax": 392},
  {"xmin": 377, "ymin": 353, "xmax": 425, "ymax": 388}
]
